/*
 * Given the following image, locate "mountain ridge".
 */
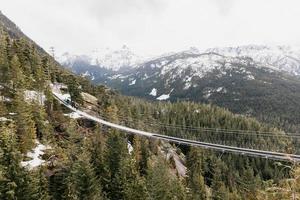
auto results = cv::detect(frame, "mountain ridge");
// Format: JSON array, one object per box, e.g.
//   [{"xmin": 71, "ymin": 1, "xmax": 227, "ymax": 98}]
[{"xmin": 59, "ymin": 45, "xmax": 300, "ymax": 132}]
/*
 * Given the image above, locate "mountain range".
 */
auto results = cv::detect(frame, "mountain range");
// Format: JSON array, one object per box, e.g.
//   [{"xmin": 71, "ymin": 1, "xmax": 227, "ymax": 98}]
[
  {"xmin": 0, "ymin": 9, "xmax": 299, "ymax": 199},
  {"xmin": 58, "ymin": 45, "xmax": 300, "ymax": 131}
]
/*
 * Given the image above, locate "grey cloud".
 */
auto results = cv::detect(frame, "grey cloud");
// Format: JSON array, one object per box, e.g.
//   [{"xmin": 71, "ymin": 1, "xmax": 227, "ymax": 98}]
[
  {"xmin": 212, "ymin": 0, "xmax": 236, "ymax": 16},
  {"xmin": 3, "ymin": 0, "xmax": 300, "ymax": 56},
  {"xmin": 83, "ymin": 0, "xmax": 167, "ymax": 21}
]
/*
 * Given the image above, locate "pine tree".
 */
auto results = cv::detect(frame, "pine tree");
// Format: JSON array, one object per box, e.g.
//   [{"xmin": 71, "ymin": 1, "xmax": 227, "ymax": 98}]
[
  {"xmin": 89, "ymin": 126, "xmax": 106, "ymax": 184},
  {"xmin": 240, "ymin": 166, "xmax": 260, "ymax": 199},
  {"xmin": 120, "ymin": 154, "xmax": 149, "ymax": 200},
  {"xmin": 0, "ymin": 31, "xmax": 10, "ymax": 83},
  {"xmin": 32, "ymin": 167, "xmax": 51, "ymax": 200},
  {"xmin": 48, "ymin": 168, "xmax": 69, "ymax": 200},
  {"xmin": 64, "ymin": 150, "xmax": 104, "ymax": 200},
  {"xmin": 44, "ymin": 85, "xmax": 54, "ymax": 114},
  {"xmin": 186, "ymin": 147, "xmax": 206, "ymax": 200},
  {"xmin": 147, "ymin": 158, "xmax": 187, "ymax": 200},
  {"xmin": 133, "ymin": 136, "xmax": 149, "ymax": 175},
  {"xmin": 31, "ymin": 102, "xmax": 52, "ymax": 141},
  {"xmin": 211, "ymin": 161, "xmax": 229, "ymax": 200},
  {"xmin": 103, "ymin": 130, "xmax": 128, "ymax": 199},
  {"xmin": 41, "ymin": 56, "xmax": 51, "ymax": 81},
  {"xmin": 0, "ymin": 124, "xmax": 35, "ymax": 199},
  {"xmin": 67, "ymin": 76, "xmax": 83, "ymax": 105},
  {"xmin": 9, "ymin": 54, "xmax": 25, "ymax": 89},
  {"xmin": 0, "ymin": 99, "xmax": 7, "ymax": 116},
  {"xmin": 13, "ymin": 90, "xmax": 36, "ymax": 153}
]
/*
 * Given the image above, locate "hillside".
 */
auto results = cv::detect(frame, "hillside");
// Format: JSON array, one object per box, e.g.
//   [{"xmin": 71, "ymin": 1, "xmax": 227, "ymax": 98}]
[
  {"xmin": 60, "ymin": 47, "xmax": 300, "ymax": 132},
  {"xmin": 0, "ymin": 12, "xmax": 299, "ymax": 200}
]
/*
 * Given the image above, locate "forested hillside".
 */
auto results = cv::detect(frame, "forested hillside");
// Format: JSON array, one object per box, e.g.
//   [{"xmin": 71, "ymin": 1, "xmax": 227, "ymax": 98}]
[
  {"xmin": 88, "ymin": 51, "xmax": 300, "ymax": 133},
  {"xmin": 0, "ymin": 15, "xmax": 300, "ymax": 200}
]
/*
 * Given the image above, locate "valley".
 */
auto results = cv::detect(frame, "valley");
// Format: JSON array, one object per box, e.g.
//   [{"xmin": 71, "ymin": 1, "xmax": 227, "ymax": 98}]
[{"xmin": 1, "ymin": 4, "xmax": 300, "ymax": 200}]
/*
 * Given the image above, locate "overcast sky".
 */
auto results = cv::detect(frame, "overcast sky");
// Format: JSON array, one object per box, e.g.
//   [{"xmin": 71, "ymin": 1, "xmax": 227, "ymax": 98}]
[{"xmin": 2, "ymin": 0, "xmax": 300, "ymax": 56}]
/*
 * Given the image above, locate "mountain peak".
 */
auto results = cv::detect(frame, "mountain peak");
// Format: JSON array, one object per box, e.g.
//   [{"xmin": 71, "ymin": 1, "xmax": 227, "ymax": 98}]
[
  {"xmin": 121, "ymin": 44, "xmax": 129, "ymax": 50},
  {"xmin": 58, "ymin": 45, "xmax": 144, "ymax": 71}
]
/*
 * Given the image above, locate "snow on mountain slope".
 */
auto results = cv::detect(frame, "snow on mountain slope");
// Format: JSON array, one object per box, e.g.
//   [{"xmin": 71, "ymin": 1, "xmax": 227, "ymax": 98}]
[
  {"xmin": 206, "ymin": 45, "xmax": 300, "ymax": 76},
  {"xmin": 58, "ymin": 45, "xmax": 144, "ymax": 71},
  {"xmin": 125, "ymin": 50, "xmax": 258, "ymax": 91},
  {"xmin": 58, "ymin": 44, "xmax": 300, "ymax": 77}
]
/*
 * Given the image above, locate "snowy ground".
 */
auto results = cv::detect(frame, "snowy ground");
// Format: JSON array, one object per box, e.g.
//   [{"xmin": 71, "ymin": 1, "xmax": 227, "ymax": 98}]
[
  {"xmin": 0, "ymin": 117, "xmax": 12, "ymax": 122},
  {"xmin": 129, "ymin": 79, "xmax": 136, "ymax": 85},
  {"xmin": 127, "ymin": 141, "xmax": 134, "ymax": 154},
  {"xmin": 64, "ymin": 112, "xmax": 82, "ymax": 119},
  {"xmin": 156, "ymin": 94, "xmax": 170, "ymax": 100},
  {"xmin": 24, "ymin": 90, "xmax": 46, "ymax": 105},
  {"xmin": 21, "ymin": 140, "xmax": 50, "ymax": 170},
  {"xmin": 149, "ymin": 88, "xmax": 157, "ymax": 96}
]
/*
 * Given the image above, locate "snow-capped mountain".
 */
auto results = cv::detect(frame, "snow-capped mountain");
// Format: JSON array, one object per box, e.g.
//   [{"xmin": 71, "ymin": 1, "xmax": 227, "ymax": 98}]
[
  {"xmin": 103, "ymin": 47, "xmax": 279, "ymax": 100},
  {"xmin": 93, "ymin": 45, "xmax": 300, "ymax": 130},
  {"xmin": 58, "ymin": 45, "xmax": 143, "ymax": 71},
  {"xmin": 206, "ymin": 45, "xmax": 300, "ymax": 76},
  {"xmin": 58, "ymin": 45, "xmax": 300, "ymax": 89},
  {"xmin": 58, "ymin": 44, "xmax": 300, "ymax": 130}
]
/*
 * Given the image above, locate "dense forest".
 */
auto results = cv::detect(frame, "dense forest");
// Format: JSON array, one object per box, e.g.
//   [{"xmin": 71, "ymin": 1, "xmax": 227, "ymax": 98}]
[{"xmin": 0, "ymin": 25, "xmax": 300, "ymax": 200}]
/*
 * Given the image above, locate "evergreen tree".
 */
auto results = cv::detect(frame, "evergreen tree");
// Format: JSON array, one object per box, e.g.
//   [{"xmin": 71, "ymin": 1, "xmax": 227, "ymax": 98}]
[
  {"xmin": 67, "ymin": 76, "xmax": 83, "ymax": 105},
  {"xmin": 0, "ymin": 32, "xmax": 10, "ymax": 83},
  {"xmin": 0, "ymin": 99, "xmax": 7, "ymax": 116},
  {"xmin": 211, "ymin": 161, "xmax": 229, "ymax": 200},
  {"xmin": 103, "ymin": 130, "xmax": 128, "ymax": 199},
  {"xmin": 147, "ymin": 158, "xmax": 186, "ymax": 200},
  {"xmin": 133, "ymin": 136, "xmax": 149, "ymax": 176},
  {"xmin": 44, "ymin": 85, "xmax": 54, "ymax": 114},
  {"xmin": 120, "ymin": 154, "xmax": 149, "ymax": 200},
  {"xmin": 31, "ymin": 102, "xmax": 52, "ymax": 141},
  {"xmin": 239, "ymin": 166, "xmax": 260, "ymax": 199},
  {"xmin": 89, "ymin": 126, "xmax": 107, "ymax": 186},
  {"xmin": 0, "ymin": 124, "xmax": 35, "ymax": 200},
  {"xmin": 9, "ymin": 54, "xmax": 26, "ymax": 89},
  {"xmin": 64, "ymin": 150, "xmax": 103, "ymax": 200},
  {"xmin": 13, "ymin": 90, "xmax": 36, "ymax": 153},
  {"xmin": 32, "ymin": 167, "xmax": 51, "ymax": 200},
  {"xmin": 186, "ymin": 147, "xmax": 206, "ymax": 199},
  {"xmin": 48, "ymin": 168, "xmax": 69, "ymax": 200}
]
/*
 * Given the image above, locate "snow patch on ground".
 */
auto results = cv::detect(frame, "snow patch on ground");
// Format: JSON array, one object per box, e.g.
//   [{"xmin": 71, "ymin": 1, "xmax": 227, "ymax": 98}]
[
  {"xmin": 24, "ymin": 90, "xmax": 46, "ymax": 105},
  {"xmin": 149, "ymin": 88, "xmax": 157, "ymax": 96},
  {"xmin": 203, "ymin": 91, "xmax": 212, "ymax": 99},
  {"xmin": 0, "ymin": 96, "xmax": 11, "ymax": 102},
  {"xmin": 203, "ymin": 87, "xmax": 227, "ymax": 99},
  {"xmin": 157, "ymin": 93, "xmax": 170, "ymax": 100},
  {"xmin": 0, "ymin": 117, "xmax": 12, "ymax": 122},
  {"xmin": 183, "ymin": 82, "xmax": 192, "ymax": 90},
  {"xmin": 110, "ymin": 74, "xmax": 122, "ymax": 79},
  {"xmin": 82, "ymin": 71, "xmax": 90, "ymax": 77},
  {"xmin": 127, "ymin": 141, "xmax": 133, "ymax": 155},
  {"xmin": 64, "ymin": 112, "xmax": 82, "ymax": 119},
  {"xmin": 81, "ymin": 71, "xmax": 95, "ymax": 81},
  {"xmin": 129, "ymin": 79, "xmax": 136, "ymax": 85},
  {"xmin": 21, "ymin": 140, "xmax": 50, "ymax": 170},
  {"xmin": 157, "ymin": 94, "xmax": 169, "ymax": 100},
  {"xmin": 216, "ymin": 87, "xmax": 223, "ymax": 92},
  {"xmin": 183, "ymin": 76, "xmax": 193, "ymax": 90},
  {"xmin": 245, "ymin": 74, "xmax": 255, "ymax": 80}
]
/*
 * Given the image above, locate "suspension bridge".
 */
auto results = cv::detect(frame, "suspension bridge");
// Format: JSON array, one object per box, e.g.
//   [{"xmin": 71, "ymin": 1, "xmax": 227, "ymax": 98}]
[{"xmin": 52, "ymin": 92, "xmax": 300, "ymax": 162}]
